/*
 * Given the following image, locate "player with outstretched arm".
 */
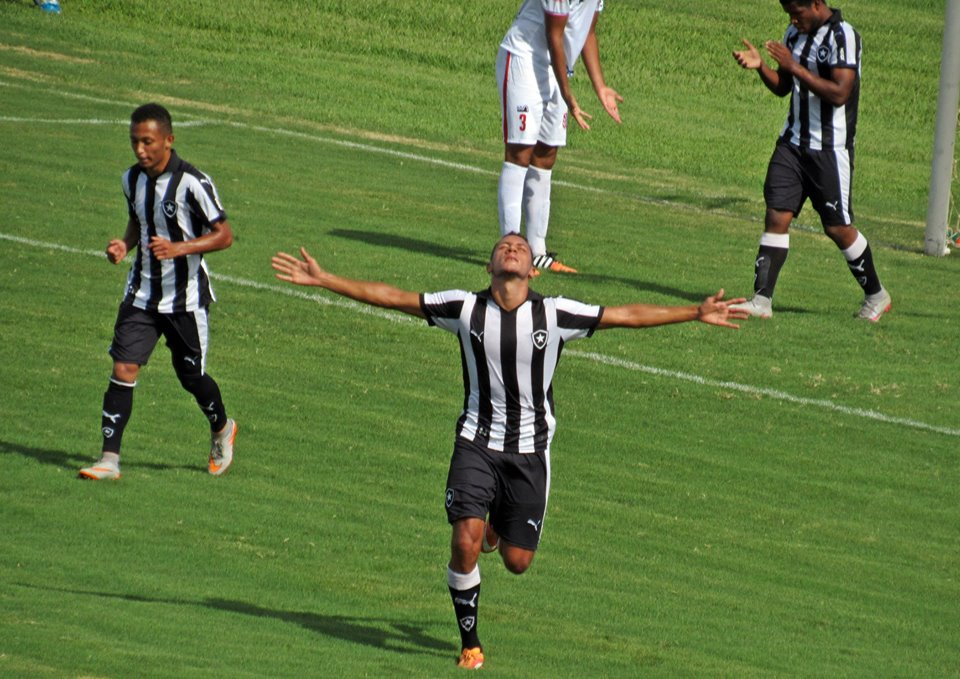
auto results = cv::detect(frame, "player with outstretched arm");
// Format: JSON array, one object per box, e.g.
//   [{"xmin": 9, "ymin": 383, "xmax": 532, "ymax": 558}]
[{"xmin": 272, "ymin": 233, "xmax": 747, "ymax": 669}]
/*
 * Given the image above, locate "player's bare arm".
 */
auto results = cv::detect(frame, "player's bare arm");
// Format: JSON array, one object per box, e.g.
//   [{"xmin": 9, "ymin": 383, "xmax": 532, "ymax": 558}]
[
  {"xmin": 545, "ymin": 12, "xmax": 590, "ymax": 130},
  {"xmin": 148, "ymin": 219, "xmax": 234, "ymax": 261},
  {"xmin": 272, "ymin": 247, "xmax": 425, "ymax": 318},
  {"xmin": 598, "ymin": 289, "xmax": 748, "ymax": 330},
  {"xmin": 106, "ymin": 217, "xmax": 139, "ymax": 264},
  {"xmin": 764, "ymin": 39, "xmax": 856, "ymax": 105},
  {"xmin": 734, "ymin": 39, "xmax": 791, "ymax": 97},
  {"xmin": 580, "ymin": 15, "xmax": 622, "ymax": 124}
]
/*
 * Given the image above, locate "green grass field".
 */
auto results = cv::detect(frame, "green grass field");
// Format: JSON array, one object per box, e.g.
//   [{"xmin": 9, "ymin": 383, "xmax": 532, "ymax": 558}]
[{"xmin": 2, "ymin": 1, "xmax": 959, "ymax": 676}]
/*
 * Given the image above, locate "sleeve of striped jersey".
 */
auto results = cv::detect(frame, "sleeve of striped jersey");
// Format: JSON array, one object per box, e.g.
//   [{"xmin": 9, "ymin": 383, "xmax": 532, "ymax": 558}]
[
  {"xmin": 122, "ymin": 169, "xmax": 137, "ymax": 221},
  {"xmin": 420, "ymin": 290, "xmax": 467, "ymax": 334},
  {"xmin": 831, "ymin": 25, "xmax": 859, "ymax": 68},
  {"xmin": 187, "ymin": 174, "xmax": 227, "ymax": 225},
  {"xmin": 554, "ymin": 297, "xmax": 603, "ymax": 340},
  {"xmin": 540, "ymin": 0, "xmax": 571, "ymax": 17}
]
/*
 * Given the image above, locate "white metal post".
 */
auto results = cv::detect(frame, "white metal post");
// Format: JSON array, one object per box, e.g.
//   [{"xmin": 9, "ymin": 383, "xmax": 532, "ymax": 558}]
[{"xmin": 925, "ymin": 0, "xmax": 960, "ymax": 256}]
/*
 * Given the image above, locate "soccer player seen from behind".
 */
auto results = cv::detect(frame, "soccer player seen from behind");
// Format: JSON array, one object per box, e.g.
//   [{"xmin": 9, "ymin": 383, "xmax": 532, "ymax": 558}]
[
  {"xmin": 79, "ymin": 103, "xmax": 237, "ymax": 481},
  {"xmin": 730, "ymin": 0, "xmax": 891, "ymax": 321},
  {"xmin": 496, "ymin": 0, "xmax": 623, "ymax": 275},
  {"xmin": 271, "ymin": 233, "xmax": 748, "ymax": 669}
]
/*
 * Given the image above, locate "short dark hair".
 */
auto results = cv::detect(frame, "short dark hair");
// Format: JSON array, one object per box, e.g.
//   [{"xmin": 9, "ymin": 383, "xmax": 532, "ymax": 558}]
[
  {"xmin": 131, "ymin": 103, "xmax": 173, "ymax": 135},
  {"xmin": 780, "ymin": 0, "xmax": 816, "ymax": 6},
  {"xmin": 490, "ymin": 232, "xmax": 531, "ymax": 261}
]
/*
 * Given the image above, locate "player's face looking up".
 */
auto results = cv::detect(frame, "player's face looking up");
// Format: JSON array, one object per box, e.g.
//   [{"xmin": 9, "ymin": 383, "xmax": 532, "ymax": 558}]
[
  {"xmin": 130, "ymin": 119, "xmax": 173, "ymax": 178},
  {"xmin": 488, "ymin": 234, "xmax": 534, "ymax": 278}
]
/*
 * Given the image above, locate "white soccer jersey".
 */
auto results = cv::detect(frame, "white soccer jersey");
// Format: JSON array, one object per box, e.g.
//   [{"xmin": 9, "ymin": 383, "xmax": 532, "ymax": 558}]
[
  {"xmin": 421, "ymin": 288, "xmax": 603, "ymax": 454},
  {"xmin": 500, "ymin": 0, "xmax": 603, "ymax": 70},
  {"xmin": 122, "ymin": 151, "xmax": 227, "ymax": 313},
  {"xmin": 779, "ymin": 9, "xmax": 861, "ymax": 151}
]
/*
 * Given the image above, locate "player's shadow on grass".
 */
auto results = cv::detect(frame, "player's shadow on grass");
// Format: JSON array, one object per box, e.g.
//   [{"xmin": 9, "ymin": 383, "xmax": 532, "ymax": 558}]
[
  {"xmin": 18, "ymin": 584, "xmax": 451, "ymax": 658},
  {"xmin": 330, "ymin": 228, "xmax": 486, "ymax": 268},
  {"xmin": 206, "ymin": 598, "xmax": 451, "ymax": 657},
  {"xmin": 0, "ymin": 439, "xmax": 201, "ymax": 475},
  {"xmin": 331, "ymin": 228, "xmax": 722, "ymax": 302}
]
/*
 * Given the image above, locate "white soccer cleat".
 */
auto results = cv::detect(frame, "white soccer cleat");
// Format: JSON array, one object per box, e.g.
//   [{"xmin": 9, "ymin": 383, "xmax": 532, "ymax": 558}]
[
  {"xmin": 729, "ymin": 294, "xmax": 773, "ymax": 319},
  {"xmin": 856, "ymin": 289, "xmax": 891, "ymax": 322},
  {"xmin": 208, "ymin": 418, "xmax": 237, "ymax": 476},
  {"xmin": 79, "ymin": 456, "xmax": 121, "ymax": 480}
]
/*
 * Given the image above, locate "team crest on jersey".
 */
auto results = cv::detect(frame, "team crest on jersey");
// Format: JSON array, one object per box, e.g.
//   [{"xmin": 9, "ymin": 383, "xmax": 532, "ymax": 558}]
[
  {"xmin": 445, "ymin": 488, "xmax": 455, "ymax": 508},
  {"xmin": 817, "ymin": 45, "xmax": 830, "ymax": 63},
  {"xmin": 531, "ymin": 329, "xmax": 548, "ymax": 350},
  {"xmin": 161, "ymin": 200, "xmax": 178, "ymax": 218}
]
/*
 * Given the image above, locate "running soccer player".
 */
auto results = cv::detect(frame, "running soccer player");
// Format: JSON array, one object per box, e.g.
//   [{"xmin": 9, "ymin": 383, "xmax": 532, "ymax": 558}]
[
  {"xmin": 730, "ymin": 0, "xmax": 891, "ymax": 321},
  {"xmin": 496, "ymin": 0, "xmax": 623, "ymax": 274},
  {"xmin": 271, "ymin": 233, "xmax": 747, "ymax": 669},
  {"xmin": 79, "ymin": 103, "xmax": 237, "ymax": 480}
]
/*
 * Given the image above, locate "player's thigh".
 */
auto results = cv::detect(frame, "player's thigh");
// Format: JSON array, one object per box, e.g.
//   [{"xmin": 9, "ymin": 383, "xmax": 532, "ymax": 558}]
[
  {"xmin": 161, "ymin": 307, "xmax": 210, "ymax": 374},
  {"xmin": 445, "ymin": 439, "xmax": 498, "ymax": 524},
  {"xmin": 804, "ymin": 148, "xmax": 855, "ymax": 227},
  {"xmin": 763, "ymin": 143, "xmax": 805, "ymax": 216},
  {"xmin": 537, "ymin": 77, "xmax": 568, "ymax": 148},
  {"xmin": 491, "ymin": 451, "xmax": 548, "ymax": 552},
  {"xmin": 108, "ymin": 302, "xmax": 162, "ymax": 366},
  {"xmin": 497, "ymin": 49, "xmax": 548, "ymax": 146}
]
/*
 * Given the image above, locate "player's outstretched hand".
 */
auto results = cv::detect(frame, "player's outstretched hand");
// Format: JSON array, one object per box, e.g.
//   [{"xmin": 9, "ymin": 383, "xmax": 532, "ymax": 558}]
[
  {"xmin": 697, "ymin": 289, "xmax": 749, "ymax": 329},
  {"xmin": 733, "ymin": 39, "xmax": 763, "ymax": 70},
  {"xmin": 570, "ymin": 99, "xmax": 592, "ymax": 131},
  {"xmin": 598, "ymin": 86, "xmax": 623, "ymax": 124},
  {"xmin": 272, "ymin": 247, "xmax": 325, "ymax": 286}
]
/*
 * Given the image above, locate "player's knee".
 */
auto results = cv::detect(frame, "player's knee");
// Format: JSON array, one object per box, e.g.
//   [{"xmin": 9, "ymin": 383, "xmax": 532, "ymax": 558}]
[
  {"xmin": 172, "ymin": 356, "xmax": 203, "ymax": 391},
  {"xmin": 112, "ymin": 362, "xmax": 140, "ymax": 384},
  {"xmin": 502, "ymin": 550, "xmax": 534, "ymax": 575}
]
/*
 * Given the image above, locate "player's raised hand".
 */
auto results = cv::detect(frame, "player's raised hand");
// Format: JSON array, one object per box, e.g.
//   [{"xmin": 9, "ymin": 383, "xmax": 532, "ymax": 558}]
[
  {"xmin": 272, "ymin": 247, "xmax": 325, "ymax": 286},
  {"xmin": 697, "ymin": 289, "xmax": 749, "ymax": 329},
  {"xmin": 764, "ymin": 40, "xmax": 795, "ymax": 72},
  {"xmin": 148, "ymin": 236, "xmax": 180, "ymax": 260},
  {"xmin": 733, "ymin": 39, "xmax": 763, "ymax": 70},
  {"xmin": 105, "ymin": 239, "xmax": 128, "ymax": 264}
]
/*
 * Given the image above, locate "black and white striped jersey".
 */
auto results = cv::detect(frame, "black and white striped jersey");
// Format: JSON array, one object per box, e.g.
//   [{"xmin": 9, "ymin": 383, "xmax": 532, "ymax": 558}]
[
  {"xmin": 421, "ymin": 288, "xmax": 603, "ymax": 454},
  {"xmin": 121, "ymin": 151, "xmax": 227, "ymax": 313},
  {"xmin": 779, "ymin": 9, "xmax": 860, "ymax": 151}
]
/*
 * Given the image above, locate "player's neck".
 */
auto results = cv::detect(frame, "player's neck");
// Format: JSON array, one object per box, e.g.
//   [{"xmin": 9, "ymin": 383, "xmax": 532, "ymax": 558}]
[{"xmin": 489, "ymin": 276, "xmax": 529, "ymax": 312}]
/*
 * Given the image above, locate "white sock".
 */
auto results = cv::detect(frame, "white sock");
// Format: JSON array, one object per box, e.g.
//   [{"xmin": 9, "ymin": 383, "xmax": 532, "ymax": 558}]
[
  {"xmin": 759, "ymin": 232, "xmax": 790, "ymax": 249},
  {"xmin": 523, "ymin": 166, "xmax": 552, "ymax": 256},
  {"xmin": 841, "ymin": 231, "xmax": 868, "ymax": 261},
  {"xmin": 498, "ymin": 162, "xmax": 527, "ymax": 237},
  {"xmin": 447, "ymin": 564, "xmax": 481, "ymax": 590}
]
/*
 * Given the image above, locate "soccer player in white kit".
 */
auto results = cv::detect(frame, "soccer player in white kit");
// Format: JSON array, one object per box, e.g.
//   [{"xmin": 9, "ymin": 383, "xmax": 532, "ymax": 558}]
[{"xmin": 496, "ymin": 0, "xmax": 623, "ymax": 274}]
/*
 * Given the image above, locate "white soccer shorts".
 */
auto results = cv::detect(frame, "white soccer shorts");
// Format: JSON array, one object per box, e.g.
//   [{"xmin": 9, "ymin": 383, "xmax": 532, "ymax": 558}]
[{"xmin": 495, "ymin": 47, "xmax": 568, "ymax": 148}]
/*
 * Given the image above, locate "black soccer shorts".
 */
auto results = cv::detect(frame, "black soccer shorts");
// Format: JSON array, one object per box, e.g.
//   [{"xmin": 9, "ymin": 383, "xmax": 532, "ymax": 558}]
[
  {"xmin": 444, "ymin": 437, "xmax": 549, "ymax": 551},
  {"xmin": 763, "ymin": 141, "xmax": 855, "ymax": 227},
  {"xmin": 109, "ymin": 299, "xmax": 209, "ymax": 371}
]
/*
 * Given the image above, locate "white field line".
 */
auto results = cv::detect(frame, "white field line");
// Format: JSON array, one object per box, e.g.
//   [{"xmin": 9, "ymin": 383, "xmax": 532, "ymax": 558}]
[{"xmin": 2, "ymin": 231, "xmax": 958, "ymax": 438}]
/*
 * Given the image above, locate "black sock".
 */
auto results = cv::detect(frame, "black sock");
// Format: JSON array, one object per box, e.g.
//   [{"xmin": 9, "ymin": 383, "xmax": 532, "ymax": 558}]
[
  {"xmin": 449, "ymin": 583, "xmax": 481, "ymax": 650},
  {"xmin": 179, "ymin": 372, "xmax": 227, "ymax": 431},
  {"xmin": 845, "ymin": 242, "xmax": 883, "ymax": 295},
  {"xmin": 101, "ymin": 379, "xmax": 134, "ymax": 453},
  {"xmin": 754, "ymin": 244, "xmax": 789, "ymax": 298}
]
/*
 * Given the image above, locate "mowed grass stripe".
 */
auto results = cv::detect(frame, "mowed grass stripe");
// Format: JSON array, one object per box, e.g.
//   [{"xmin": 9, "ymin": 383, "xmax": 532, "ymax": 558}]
[{"xmin": 3, "ymin": 231, "xmax": 956, "ymax": 440}]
